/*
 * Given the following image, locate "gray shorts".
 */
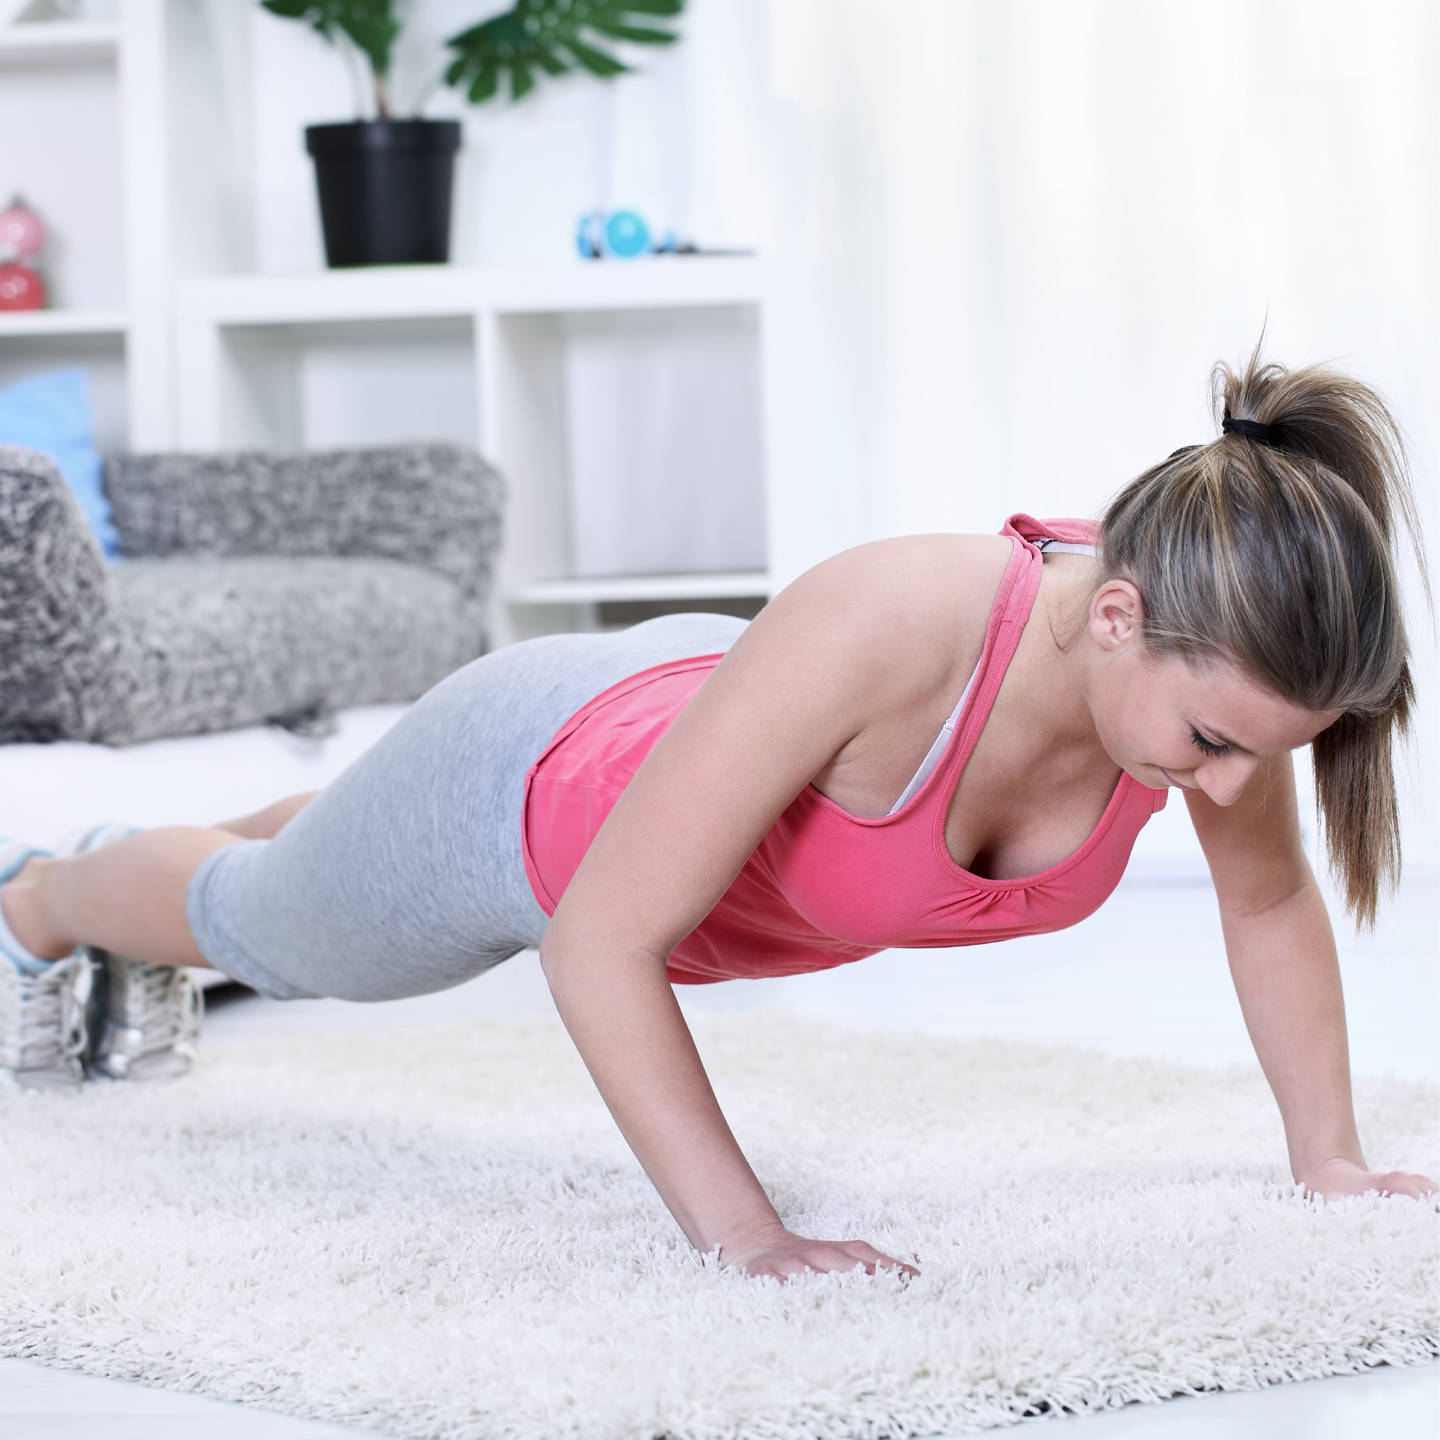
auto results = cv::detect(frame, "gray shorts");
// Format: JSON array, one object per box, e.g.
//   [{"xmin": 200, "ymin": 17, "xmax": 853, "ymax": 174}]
[{"xmin": 186, "ymin": 614, "xmax": 749, "ymax": 1001}]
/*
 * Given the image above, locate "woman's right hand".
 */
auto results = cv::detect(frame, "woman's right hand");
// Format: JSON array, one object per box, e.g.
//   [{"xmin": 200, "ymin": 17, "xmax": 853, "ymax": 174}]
[{"xmin": 719, "ymin": 1221, "xmax": 918, "ymax": 1281}]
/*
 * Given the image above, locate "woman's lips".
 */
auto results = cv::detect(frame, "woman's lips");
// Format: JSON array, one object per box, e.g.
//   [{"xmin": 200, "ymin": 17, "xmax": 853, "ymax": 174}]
[{"xmin": 1159, "ymin": 767, "xmax": 1191, "ymax": 789}]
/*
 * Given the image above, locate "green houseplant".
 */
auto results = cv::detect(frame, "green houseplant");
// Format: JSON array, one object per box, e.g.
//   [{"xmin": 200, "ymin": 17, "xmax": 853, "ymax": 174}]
[{"xmin": 262, "ymin": 0, "xmax": 686, "ymax": 267}]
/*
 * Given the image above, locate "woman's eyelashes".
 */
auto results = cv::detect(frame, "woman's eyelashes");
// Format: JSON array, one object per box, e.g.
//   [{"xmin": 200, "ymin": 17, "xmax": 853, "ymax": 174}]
[{"xmin": 1189, "ymin": 727, "xmax": 1230, "ymax": 759}]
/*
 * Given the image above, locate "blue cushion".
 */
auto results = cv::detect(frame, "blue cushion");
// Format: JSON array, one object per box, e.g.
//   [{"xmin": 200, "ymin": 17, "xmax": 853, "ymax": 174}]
[{"xmin": 0, "ymin": 368, "xmax": 119, "ymax": 559}]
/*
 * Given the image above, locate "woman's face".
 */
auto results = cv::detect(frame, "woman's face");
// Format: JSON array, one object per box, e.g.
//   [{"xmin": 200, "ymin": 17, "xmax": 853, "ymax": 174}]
[{"xmin": 1082, "ymin": 582, "xmax": 1340, "ymax": 805}]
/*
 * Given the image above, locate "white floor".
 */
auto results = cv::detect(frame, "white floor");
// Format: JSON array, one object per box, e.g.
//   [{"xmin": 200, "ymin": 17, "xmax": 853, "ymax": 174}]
[{"xmin": 3, "ymin": 876, "xmax": 1435, "ymax": 1437}]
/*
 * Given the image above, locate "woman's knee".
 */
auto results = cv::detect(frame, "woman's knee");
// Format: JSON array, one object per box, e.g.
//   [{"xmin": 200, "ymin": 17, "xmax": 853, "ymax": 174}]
[{"xmin": 216, "ymin": 792, "xmax": 319, "ymax": 840}]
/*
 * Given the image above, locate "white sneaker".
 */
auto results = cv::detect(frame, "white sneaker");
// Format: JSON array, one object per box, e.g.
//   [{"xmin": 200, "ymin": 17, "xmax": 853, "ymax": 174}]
[
  {"xmin": 57, "ymin": 825, "xmax": 204, "ymax": 1082},
  {"xmin": 89, "ymin": 956, "xmax": 202, "ymax": 1082},
  {"xmin": 0, "ymin": 840, "xmax": 90, "ymax": 1092}
]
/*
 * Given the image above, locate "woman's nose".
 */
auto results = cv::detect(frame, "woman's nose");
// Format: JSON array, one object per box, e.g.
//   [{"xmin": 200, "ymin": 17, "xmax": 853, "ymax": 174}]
[{"xmin": 1197, "ymin": 754, "xmax": 1261, "ymax": 806}]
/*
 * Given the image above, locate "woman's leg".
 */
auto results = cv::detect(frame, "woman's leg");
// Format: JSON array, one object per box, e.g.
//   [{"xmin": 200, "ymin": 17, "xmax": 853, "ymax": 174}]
[
  {"xmin": 215, "ymin": 792, "xmax": 318, "ymax": 840},
  {"xmin": 8, "ymin": 616, "xmax": 750, "ymax": 1003},
  {"xmin": 183, "ymin": 619, "xmax": 749, "ymax": 1004},
  {"xmin": 2, "ymin": 829, "xmax": 239, "ymax": 967},
  {"xmin": 0, "ymin": 790, "xmax": 322, "ymax": 966}
]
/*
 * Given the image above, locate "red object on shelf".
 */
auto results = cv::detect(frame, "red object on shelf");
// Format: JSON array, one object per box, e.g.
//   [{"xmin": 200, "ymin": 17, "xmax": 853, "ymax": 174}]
[
  {"xmin": 0, "ymin": 263, "xmax": 46, "ymax": 311},
  {"xmin": 0, "ymin": 197, "xmax": 46, "ymax": 261}
]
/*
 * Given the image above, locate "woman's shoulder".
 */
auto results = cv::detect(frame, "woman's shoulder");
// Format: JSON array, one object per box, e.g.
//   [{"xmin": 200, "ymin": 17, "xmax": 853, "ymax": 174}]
[
  {"xmin": 741, "ymin": 534, "xmax": 1014, "ymax": 709},
  {"xmin": 778, "ymin": 534, "xmax": 1013, "ymax": 625}
]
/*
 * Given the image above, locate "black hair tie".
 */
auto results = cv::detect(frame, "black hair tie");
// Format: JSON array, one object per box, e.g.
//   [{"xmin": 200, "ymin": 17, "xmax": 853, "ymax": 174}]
[{"xmin": 1222, "ymin": 416, "xmax": 1279, "ymax": 445}]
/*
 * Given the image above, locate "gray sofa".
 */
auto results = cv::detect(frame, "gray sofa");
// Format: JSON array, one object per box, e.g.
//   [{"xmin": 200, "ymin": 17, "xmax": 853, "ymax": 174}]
[{"xmin": 0, "ymin": 444, "xmax": 504, "ymax": 746}]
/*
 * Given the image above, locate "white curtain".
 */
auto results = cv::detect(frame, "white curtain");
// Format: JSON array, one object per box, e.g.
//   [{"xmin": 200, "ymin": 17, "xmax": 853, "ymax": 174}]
[{"xmin": 682, "ymin": 0, "xmax": 1438, "ymax": 864}]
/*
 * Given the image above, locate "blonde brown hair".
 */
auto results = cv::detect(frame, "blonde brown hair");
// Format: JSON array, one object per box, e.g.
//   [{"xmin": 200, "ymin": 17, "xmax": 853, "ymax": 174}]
[{"xmin": 1100, "ymin": 347, "xmax": 1423, "ymax": 924}]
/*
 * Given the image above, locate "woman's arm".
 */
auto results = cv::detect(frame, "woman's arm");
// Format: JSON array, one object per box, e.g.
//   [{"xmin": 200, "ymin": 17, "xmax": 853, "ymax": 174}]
[
  {"xmin": 1186, "ymin": 754, "xmax": 1435, "ymax": 1199},
  {"xmin": 544, "ymin": 920, "xmax": 904, "ymax": 1277},
  {"xmin": 539, "ymin": 543, "xmax": 992, "ymax": 1277}
]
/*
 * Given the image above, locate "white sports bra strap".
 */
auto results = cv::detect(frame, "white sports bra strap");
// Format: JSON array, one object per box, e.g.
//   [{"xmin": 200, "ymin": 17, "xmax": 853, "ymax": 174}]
[
  {"xmin": 887, "ymin": 531, "xmax": 1094, "ymax": 816},
  {"xmin": 888, "ymin": 661, "xmax": 980, "ymax": 816},
  {"xmin": 1033, "ymin": 537, "xmax": 1097, "ymax": 557}
]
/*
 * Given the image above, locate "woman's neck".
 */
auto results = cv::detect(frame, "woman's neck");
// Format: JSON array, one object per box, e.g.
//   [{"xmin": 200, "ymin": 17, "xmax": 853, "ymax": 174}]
[{"xmin": 1016, "ymin": 560, "xmax": 1110, "ymax": 764}]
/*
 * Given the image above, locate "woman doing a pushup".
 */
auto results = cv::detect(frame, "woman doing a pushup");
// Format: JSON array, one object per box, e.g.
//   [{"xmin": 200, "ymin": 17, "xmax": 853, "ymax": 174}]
[{"xmin": 2, "ymin": 348, "xmax": 1434, "ymax": 1278}]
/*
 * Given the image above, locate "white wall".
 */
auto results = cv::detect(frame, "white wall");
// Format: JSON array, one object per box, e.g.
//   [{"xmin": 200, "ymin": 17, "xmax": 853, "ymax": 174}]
[{"xmin": 750, "ymin": 0, "xmax": 1439, "ymax": 872}]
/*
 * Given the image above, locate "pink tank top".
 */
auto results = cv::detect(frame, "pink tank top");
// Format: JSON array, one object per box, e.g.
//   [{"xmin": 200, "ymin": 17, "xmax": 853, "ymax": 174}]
[{"xmin": 522, "ymin": 514, "xmax": 1167, "ymax": 984}]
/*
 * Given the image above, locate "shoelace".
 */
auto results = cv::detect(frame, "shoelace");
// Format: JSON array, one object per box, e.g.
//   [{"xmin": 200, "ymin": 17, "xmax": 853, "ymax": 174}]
[
  {"xmin": 115, "ymin": 962, "xmax": 193, "ymax": 1052},
  {"xmin": 13, "ymin": 960, "xmax": 87, "ymax": 1070}
]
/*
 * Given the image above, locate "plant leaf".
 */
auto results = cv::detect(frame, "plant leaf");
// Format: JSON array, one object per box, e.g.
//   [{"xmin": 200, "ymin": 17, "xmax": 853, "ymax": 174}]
[
  {"xmin": 467, "ymin": 65, "xmax": 501, "ymax": 105},
  {"xmin": 561, "ymin": 34, "xmax": 629, "ymax": 77},
  {"xmin": 585, "ymin": 21, "xmax": 678, "ymax": 45},
  {"xmin": 531, "ymin": 44, "xmax": 571, "ymax": 77},
  {"xmin": 512, "ymin": 62, "xmax": 536, "ymax": 98},
  {"xmin": 258, "ymin": 0, "xmax": 399, "ymax": 80},
  {"xmin": 444, "ymin": 0, "xmax": 684, "ymax": 108}
]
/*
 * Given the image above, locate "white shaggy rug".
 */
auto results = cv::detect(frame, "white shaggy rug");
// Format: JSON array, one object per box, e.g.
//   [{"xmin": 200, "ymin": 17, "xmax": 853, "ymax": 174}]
[{"xmin": 1, "ymin": 1014, "xmax": 1435, "ymax": 1439}]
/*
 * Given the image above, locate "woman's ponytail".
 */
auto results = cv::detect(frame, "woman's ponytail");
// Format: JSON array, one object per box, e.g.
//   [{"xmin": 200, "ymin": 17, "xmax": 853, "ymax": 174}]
[{"xmin": 1214, "ymin": 346, "xmax": 1422, "ymax": 572}]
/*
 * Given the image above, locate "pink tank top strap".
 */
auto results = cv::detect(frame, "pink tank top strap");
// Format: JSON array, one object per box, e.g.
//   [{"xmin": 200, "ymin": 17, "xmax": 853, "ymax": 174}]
[
  {"xmin": 1004, "ymin": 512, "xmax": 1101, "ymax": 550},
  {"xmin": 924, "ymin": 513, "xmax": 1101, "ymax": 850}
]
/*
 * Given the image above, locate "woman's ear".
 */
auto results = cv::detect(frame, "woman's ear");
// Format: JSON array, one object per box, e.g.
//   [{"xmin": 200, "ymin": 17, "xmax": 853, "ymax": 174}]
[{"xmin": 1088, "ymin": 579, "xmax": 1145, "ymax": 653}]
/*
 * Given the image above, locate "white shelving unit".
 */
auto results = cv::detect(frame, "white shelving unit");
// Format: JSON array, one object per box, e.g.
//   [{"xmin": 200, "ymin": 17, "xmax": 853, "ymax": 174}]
[
  {"xmin": 0, "ymin": 18, "xmax": 120, "ymax": 63},
  {"xmin": 0, "ymin": 310, "xmax": 128, "ymax": 337},
  {"xmin": 175, "ymin": 259, "xmax": 778, "ymax": 631},
  {"xmin": 3, "ymin": 1, "xmax": 794, "ymax": 638},
  {"xmin": 508, "ymin": 571, "xmax": 770, "ymax": 606},
  {"xmin": 0, "ymin": 1, "xmax": 169, "ymax": 447}
]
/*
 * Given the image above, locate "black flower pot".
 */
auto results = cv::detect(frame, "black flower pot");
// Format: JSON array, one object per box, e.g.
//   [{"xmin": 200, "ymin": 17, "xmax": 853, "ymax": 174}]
[{"xmin": 305, "ymin": 120, "xmax": 462, "ymax": 268}]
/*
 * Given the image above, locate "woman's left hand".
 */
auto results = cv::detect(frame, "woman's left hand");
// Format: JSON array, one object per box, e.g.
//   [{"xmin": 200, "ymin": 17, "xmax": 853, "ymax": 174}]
[{"xmin": 1301, "ymin": 1157, "xmax": 1438, "ymax": 1201}]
